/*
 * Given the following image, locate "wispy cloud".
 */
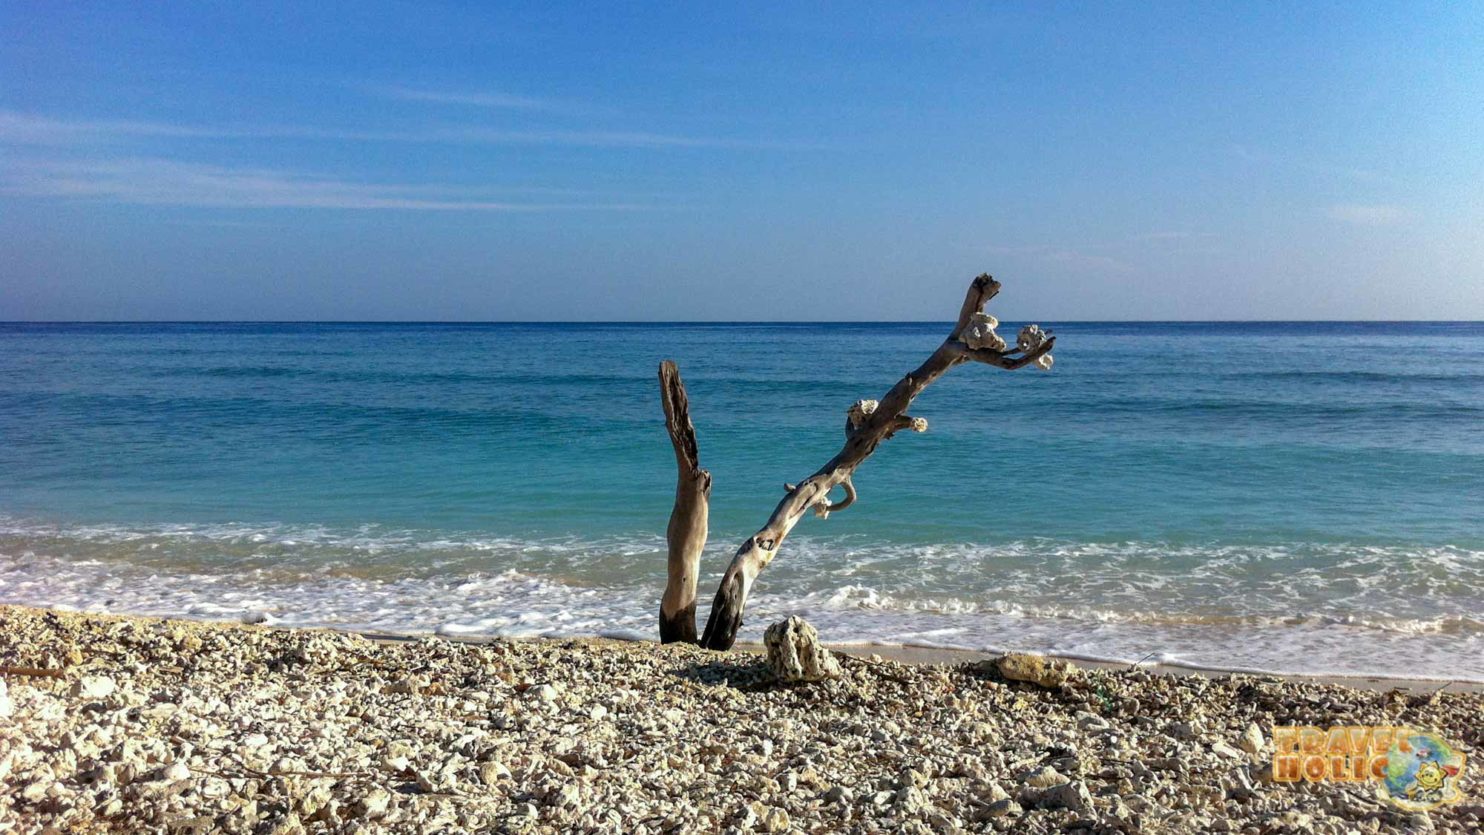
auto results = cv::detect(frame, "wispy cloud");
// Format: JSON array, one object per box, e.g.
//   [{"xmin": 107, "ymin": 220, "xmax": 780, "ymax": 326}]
[
  {"xmin": 0, "ymin": 110, "xmax": 230, "ymax": 143},
  {"xmin": 368, "ymin": 85, "xmax": 564, "ymax": 112},
  {"xmin": 0, "ymin": 109, "xmax": 811, "ymax": 151},
  {"xmin": 0, "ymin": 157, "xmax": 653, "ymax": 211},
  {"xmin": 1131, "ymin": 230, "xmax": 1221, "ymax": 243},
  {"xmin": 984, "ymin": 244, "xmax": 1133, "ymax": 273},
  {"xmin": 1232, "ymin": 144, "xmax": 1398, "ymax": 186},
  {"xmin": 1324, "ymin": 203, "xmax": 1413, "ymax": 226},
  {"xmin": 393, "ymin": 126, "xmax": 816, "ymax": 150}
]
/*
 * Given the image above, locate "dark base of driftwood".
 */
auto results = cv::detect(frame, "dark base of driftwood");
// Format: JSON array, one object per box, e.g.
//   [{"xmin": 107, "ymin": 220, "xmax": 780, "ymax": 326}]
[
  {"xmin": 658, "ymin": 604, "xmax": 698, "ymax": 644},
  {"xmin": 700, "ymin": 575, "xmax": 743, "ymax": 650}
]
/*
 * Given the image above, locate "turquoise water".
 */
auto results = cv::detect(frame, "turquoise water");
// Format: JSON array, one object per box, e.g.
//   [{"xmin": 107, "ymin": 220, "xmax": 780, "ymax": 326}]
[{"xmin": 1, "ymin": 322, "xmax": 1481, "ymax": 679}]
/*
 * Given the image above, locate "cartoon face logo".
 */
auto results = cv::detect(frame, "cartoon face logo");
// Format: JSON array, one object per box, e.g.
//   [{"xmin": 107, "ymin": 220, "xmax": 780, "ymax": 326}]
[{"xmin": 1379, "ymin": 731, "xmax": 1467, "ymax": 811}]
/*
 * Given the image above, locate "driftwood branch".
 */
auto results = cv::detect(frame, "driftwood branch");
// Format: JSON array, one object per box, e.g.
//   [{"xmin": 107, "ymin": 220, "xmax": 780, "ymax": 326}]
[
  {"xmin": 695, "ymin": 274, "xmax": 1054, "ymax": 650},
  {"xmin": 657, "ymin": 360, "xmax": 711, "ymax": 643}
]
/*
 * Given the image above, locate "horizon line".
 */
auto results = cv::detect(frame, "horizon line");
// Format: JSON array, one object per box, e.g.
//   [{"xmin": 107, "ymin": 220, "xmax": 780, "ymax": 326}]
[{"xmin": 2, "ymin": 319, "xmax": 1481, "ymax": 326}]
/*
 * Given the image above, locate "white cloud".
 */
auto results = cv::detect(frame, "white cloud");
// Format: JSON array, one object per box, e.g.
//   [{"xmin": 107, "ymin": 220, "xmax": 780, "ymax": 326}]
[
  {"xmin": 369, "ymin": 85, "xmax": 562, "ymax": 112},
  {"xmin": 0, "ymin": 109, "xmax": 809, "ymax": 151},
  {"xmin": 1324, "ymin": 203, "xmax": 1413, "ymax": 226},
  {"xmin": 984, "ymin": 244, "xmax": 1133, "ymax": 273},
  {"xmin": 0, "ymin": 157, "xmax": 652, "ymax": 211},
  {"xmin": 0, "ymin": 110, "xmax": 230, "ymax": 143},
  {"xmin": 1131, "ymin": 230, "xmax": 1221, "ymax": 243}
]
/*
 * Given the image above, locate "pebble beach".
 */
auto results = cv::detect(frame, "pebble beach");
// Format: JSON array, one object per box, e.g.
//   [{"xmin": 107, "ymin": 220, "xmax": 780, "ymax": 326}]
[{"xmin": 1, "ymin": 604, "xmax": 1479, "ymax": 834}]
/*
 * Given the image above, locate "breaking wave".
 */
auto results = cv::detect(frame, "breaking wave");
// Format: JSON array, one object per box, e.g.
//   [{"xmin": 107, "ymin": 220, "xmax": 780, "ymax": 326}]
[{"xmin": 1, "ymin": 517, "xmax": 1480, "ymax": 681}]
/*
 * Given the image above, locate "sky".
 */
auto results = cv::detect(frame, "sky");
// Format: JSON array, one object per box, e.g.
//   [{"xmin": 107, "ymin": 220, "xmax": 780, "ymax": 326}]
[{"xmin": 1, "ymin": 2, "xmax": 1481, "ymax": 321}]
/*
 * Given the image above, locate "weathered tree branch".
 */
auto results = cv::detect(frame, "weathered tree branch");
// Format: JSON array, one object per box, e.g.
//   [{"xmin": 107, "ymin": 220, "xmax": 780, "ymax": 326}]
[
  {"xmin": 657, "ymin": 360, "xmax": 711, "ymax": 643},
  {"xmin": 696, "ymin": 274, "xmax": 1054, "ymax": 650}
]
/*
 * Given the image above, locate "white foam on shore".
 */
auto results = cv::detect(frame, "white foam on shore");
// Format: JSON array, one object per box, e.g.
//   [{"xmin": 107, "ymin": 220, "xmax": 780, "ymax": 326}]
[
  {"xmin": 3, "ymin": 517, "xmax": 1481, "ymax": 679},
  {"xmin": 2, "ymin": 536, "xmax": 1481, "ymax": 681}
]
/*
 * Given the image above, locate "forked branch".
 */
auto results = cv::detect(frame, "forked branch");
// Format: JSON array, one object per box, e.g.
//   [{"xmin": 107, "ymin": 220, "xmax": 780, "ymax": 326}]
[{"xmin": 694, "ymin": 274, "xmax": 1055, "ymax": 650}]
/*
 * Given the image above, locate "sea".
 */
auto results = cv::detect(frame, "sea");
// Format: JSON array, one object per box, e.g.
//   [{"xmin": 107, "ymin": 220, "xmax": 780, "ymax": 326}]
[{"xmin": 1, "ymin": 321, "xmax": 1480, "ymax": 681}]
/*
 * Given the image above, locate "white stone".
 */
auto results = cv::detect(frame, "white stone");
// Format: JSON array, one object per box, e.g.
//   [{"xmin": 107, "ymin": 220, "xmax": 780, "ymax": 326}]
[
  {"xmin": 478, "ymin": 760, "xmax": 510, "ymax": 785},
  {"xmin": 1211, "ymin": 740, "xmax": 1245, "ymax": 759},
  {"xmin": 532, "ymin": 683, "xmax": 559, "ymax": 702},
  {"xmin": 357, "ymin": 787, "xmax": 392, "ymax": 819},
  {"xmin": 1239, "ymin": 722, "xmax": 1265, "ymax": 756},
  {"xmin": 70, "ymin": 675, "xmax": 117, "ymax": 700}
]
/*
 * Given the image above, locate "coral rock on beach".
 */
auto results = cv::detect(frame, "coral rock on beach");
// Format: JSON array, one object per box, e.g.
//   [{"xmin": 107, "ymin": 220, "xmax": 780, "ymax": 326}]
[
  {"xmin": 764, "ymin": 615, "xmax": 842, "ymax": 682},
  {"xmin": 1, "ymin": 604, "xmax": 1482, "ymax": 835},
  {"xmin": 996, "ymin": 652, "xmax": 1074, "ymax": 688}
]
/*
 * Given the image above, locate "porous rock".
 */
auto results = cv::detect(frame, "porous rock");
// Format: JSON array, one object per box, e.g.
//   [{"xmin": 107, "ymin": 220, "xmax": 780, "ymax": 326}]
[
  {"xmin": 763, "ymin": 617, "xmax": 841, "ymax": 683},
  {"xmin": 997, "ymin": 653, "xmax": 1073, "ymax": 688}
]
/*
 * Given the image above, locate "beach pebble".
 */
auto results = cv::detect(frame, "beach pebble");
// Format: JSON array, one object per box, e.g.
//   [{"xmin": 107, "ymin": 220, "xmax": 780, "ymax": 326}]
[
  {"xmin": 761, "ymin": 806, "xmax": 790, "ymax": 832},
  {"xmin": 69, "ymin": 675, "xmax": 116, "ymax": 700},
  {"xmin": 1211, "ymin": 740, "xmax": 1245, "ymax": 759},
  {"xmin": 1076, "ymin": 711, "xmax": 1110, "ymax": 730},
  {"xmin": 1239, "ymin": 722, "xmax": 1265, "ymax": 756},
  {"xmin": 1036, "ymin": 780, "xmax": 1093, "ymax": 813},
  {"xmin": 355, "ymin": 787, "xmax": 392, "ymax": 819},
  {"xmin": 1020, "ymin": 765, "xmax": 1068, "ymax": 789},
  {"xmin": 1, "ymin": 606, "xmax": 1479, "ymax": 835},
  {"xmin": 896, "ymin": 766, "xmax": 929, "ymax": 789},
  {"xmin": 975, "ymin": 799, "xmax": 1021, "ymax": 820},
  {"xmin": 477, "ymin": 760, "xmax": 510, "ymax": 785},
  {"xmin": 894, "ymin": 785, "xmax": 927, "ymax": 814}
]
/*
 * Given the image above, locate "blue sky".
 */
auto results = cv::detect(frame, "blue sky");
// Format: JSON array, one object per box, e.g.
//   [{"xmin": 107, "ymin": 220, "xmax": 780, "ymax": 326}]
[{"xmin": 2, "ymin": 2, "xmax": 1480, "ymax": 320}]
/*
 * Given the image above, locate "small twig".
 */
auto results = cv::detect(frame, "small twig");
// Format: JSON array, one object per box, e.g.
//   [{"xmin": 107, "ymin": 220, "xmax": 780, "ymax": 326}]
[
  {"xmin": 0, "ymin": 665, "xmax": 66, "ymax": 679},
  {"xmin": 1128, "ymin": 652, "xmax": 1159, "ymax": 671}
]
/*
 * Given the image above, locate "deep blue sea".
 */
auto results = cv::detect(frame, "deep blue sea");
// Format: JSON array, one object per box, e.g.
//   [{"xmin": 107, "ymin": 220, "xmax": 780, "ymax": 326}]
[{"xmin": 1, "ymin": 321, "xmax": 1480, "ymax": 679}]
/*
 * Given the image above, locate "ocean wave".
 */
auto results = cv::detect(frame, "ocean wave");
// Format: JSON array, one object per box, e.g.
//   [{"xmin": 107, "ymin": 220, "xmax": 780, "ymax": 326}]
[
  {"xmin": 1, "ymin": 519, "xmax": 1482, "ymax": 680},
  {"xmin": 779, "ymin": 584, "xmax": 1484, "ymax": 635}
]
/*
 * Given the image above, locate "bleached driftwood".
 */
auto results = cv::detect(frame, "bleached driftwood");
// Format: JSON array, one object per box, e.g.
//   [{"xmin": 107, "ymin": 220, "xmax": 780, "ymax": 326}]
[
  {"xmin": 657, "ymin": 360, "xmax": 711, "ymax": 643},
  {"xmin": 658, "ymin": 274, "xmax": 1054, "ymax": 650}
]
